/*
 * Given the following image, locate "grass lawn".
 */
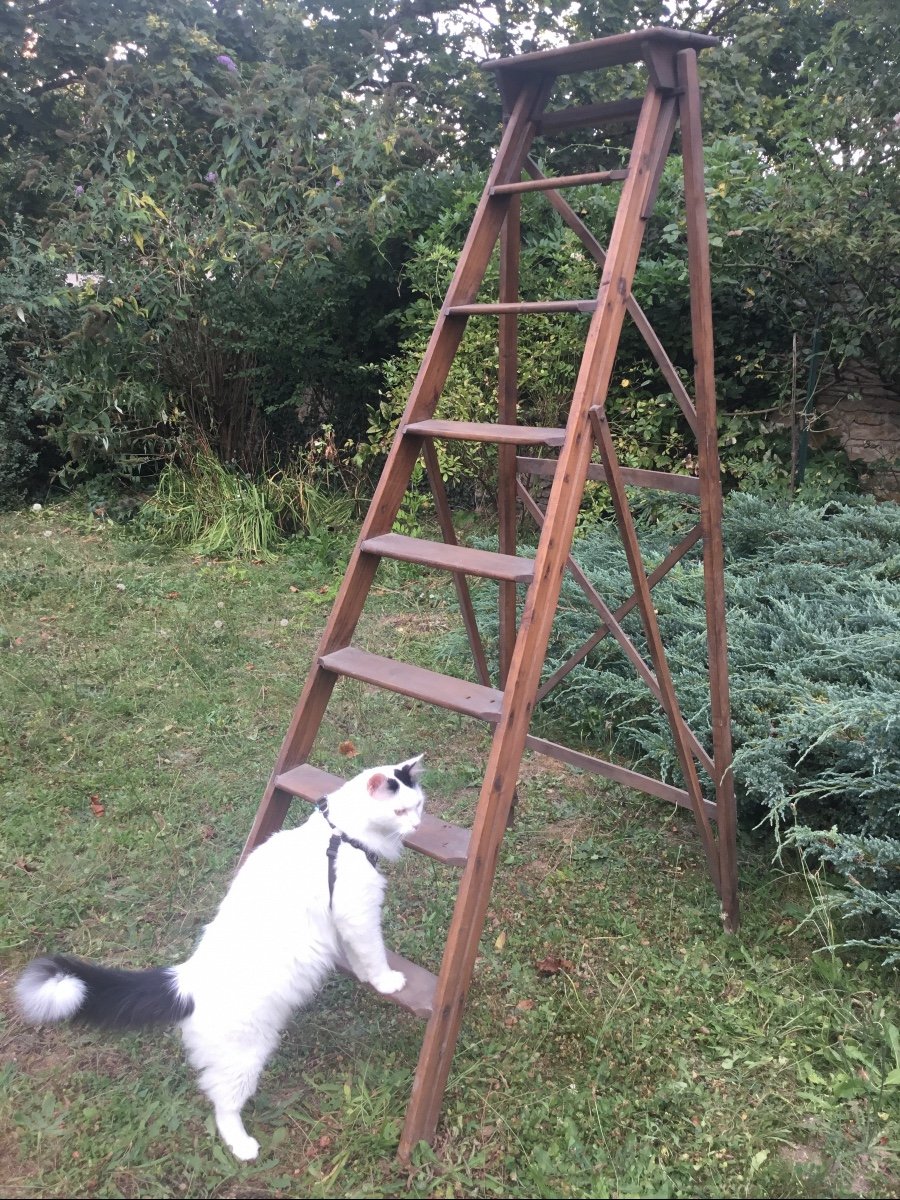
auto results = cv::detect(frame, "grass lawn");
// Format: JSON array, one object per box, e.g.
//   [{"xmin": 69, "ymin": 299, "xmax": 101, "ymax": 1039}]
[{"xmin": 1, "ymin": 503, "xmax": 897, "ymax": 1199}]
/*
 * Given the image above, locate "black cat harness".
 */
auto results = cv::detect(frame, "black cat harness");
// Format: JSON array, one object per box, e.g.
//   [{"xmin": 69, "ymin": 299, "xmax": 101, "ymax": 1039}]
[{"xmin": 316, "ymin": 799, "xmax": 378, "ymax": 907}]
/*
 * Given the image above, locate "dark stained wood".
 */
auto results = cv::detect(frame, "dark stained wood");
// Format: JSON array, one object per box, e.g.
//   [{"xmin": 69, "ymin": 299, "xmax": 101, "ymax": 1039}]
[
  {"xmin": 498, "ymin": 196, "xmax": 520, "ymax": 689},
  {"xmin": 274, "ymin": 764, "xmax": 471, "ymax": 866},
  {"xmin": 534, "ymin": 522, "xmax": 704, "ymax": 700},
  {"xmin": 517, "ymin": 453, "xmax": 701, "ymax": 494},
  {"xmin": 524, "ymin": 735, "xmax": 716, "ymax": 820},
  {"xmin": 320, "ymin": 647, "xmax": 504, "ymax": 722},
  {"xmin": 420, "ymin": 438, "xmax": 492, "ymax": 688},
  {"xmin": 539, "ymin": 98, "xmax": 644, "ymax": 134},
  {"xmin": 523, "ymin": 159, "xmax": 699, "ymax": 433},
  {"xmin": 590, "ymin": 405, "xmax": 721, "ymax": 893},
  {"xmin": 406, "ymin": 420, "xmax": 565, "ymax": 446},
  {"xmin": 484, "ymin": 27, "xmax": 718, "ymax": 79},
  {"xmin": 446, "ymin": 300, "xmax": 597, "ymax": 315},
  {"xmin": 400, "ymin": 82, "xmax": 680, "ymax": 1159},
  {"xmin": 382, "ymin": 953, "xmax": 438, "ymax": 1019},
  {"xmin": 240, "ymin": 76, "xmax": 551, "ymax": 866},
  {"xmin": 243, "ymin": 30, "xmax": 736, "ymax": 1158},
  {"xmin": 339, "ymin": 950, "xmax": 436, "ymax": 1020},
  {"xmin": 492, "ymin": 169, "xmax": 628, "ymax": 195},
  {"xmin": 678, "ymin": 49, "xmax": 740, "ymax": 932},
  {"xmin": 361, "ymin": 532, "xmax": 535, "ymax": 582}
]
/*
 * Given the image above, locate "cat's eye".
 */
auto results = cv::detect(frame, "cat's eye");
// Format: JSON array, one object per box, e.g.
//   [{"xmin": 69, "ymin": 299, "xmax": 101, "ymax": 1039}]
[{"xmin": 394, "ymin": 807, "xmax": 408, "ymax": 817}]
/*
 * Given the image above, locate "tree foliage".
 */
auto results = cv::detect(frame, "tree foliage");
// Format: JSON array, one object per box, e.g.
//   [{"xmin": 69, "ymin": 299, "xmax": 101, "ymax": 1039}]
[{"xmin": 0, "ymin": 1, "xmax": 897, "ymax": 492}]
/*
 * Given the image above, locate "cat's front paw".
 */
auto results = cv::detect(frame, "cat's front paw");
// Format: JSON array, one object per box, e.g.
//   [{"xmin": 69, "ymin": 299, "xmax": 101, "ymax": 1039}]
[
  {"xmin": 372, "ymin": 968, "xmax": 406, "ymax": 995},
  {"xmin": 228, "ymin": 1133, "xmax": 260, "ymax": 1161}
]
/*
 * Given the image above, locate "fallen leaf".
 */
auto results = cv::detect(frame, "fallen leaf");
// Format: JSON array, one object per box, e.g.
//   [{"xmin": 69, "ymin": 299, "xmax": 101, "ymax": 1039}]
[
  {"xmin": 338, "ymin": 740, "xmax": 358, "ymax": 757},
  {"xmin": 494, "ymin": 929, "xmax": 507, "ymax": 952},
  {"xmin": 165, "ymin": 590, "xmax": 180, "ymax": 599},
  {"xmin": 535, "ymin": 954, "xmax": 574, "ymax": 976},
  {"xmin": 289, "ymin": 584, "xmax": 300, "ymax": 593},
  {"xmin": 89, "ymin": 794, "xmax": 105, "ymax": 817},
  {"xmin": 515, "ymin": 998, "xmax": 535, "ymax": 1011}
]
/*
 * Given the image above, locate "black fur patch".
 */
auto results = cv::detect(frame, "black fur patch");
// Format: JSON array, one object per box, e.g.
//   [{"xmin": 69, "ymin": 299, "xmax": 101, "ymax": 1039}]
[
  {"xmin": 45, "ymin": 954, "xmax": 194, "ymax": 1029},
  {"xmin": 393, "ymin": 762, "xmax": 415, "ymax": 789},
  {"xmin": 385, "ymin": 776, "xmax": 399, "ymax": 793}
]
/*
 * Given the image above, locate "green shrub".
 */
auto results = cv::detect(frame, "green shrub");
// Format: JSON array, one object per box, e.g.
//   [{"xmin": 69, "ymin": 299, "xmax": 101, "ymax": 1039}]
[
  {"xmin": 783, "ymin": 826, "xmax": 900, "ymax": 966},
  {"xmin": 443, "ymin": 491, "xmax": 900, "ymax": 959}
]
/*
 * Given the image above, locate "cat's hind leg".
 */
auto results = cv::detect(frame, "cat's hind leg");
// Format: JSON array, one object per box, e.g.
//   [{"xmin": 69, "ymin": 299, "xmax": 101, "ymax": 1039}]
[{"xmin": 182, "ymin": 1022, "xmax": 278, "ymax": 1161}]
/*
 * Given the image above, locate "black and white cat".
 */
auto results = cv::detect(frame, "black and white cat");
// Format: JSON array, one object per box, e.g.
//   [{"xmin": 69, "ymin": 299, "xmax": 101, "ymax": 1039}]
[{"xmin": 15, "ymin": 755, "xmax": 425, "ymax": 1161}]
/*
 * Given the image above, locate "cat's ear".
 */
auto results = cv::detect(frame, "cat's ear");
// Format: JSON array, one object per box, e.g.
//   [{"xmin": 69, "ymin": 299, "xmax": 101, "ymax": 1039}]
[
  {"xmin": 367, "ymin": 772, "xmax": 389, "ymax": 796},
  {"xmin": 401, "ymin": 753, "xmax": 425, "ymax": 784}
]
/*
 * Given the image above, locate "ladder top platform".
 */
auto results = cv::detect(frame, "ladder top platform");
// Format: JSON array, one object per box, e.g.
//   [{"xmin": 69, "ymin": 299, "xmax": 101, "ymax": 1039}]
[{"xmin": 483, "ymin": 27, "xmax": 719, "ymax": 80}]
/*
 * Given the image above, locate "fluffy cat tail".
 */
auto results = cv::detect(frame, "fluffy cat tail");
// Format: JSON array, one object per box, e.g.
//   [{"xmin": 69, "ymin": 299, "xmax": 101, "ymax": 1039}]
[{"xmin": 15, "ymin": 955, "xmax": 194, "ymax": 1029}]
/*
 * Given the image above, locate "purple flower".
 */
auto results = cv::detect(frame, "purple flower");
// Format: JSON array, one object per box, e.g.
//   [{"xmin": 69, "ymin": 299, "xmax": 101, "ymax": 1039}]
[
  {"xmin": 74, "ymin": 185, "xmax": 84, "ymax": 197},
  {"xmin": 216, "ymin": 54, "xmax": 237, "ymax": 73},
  {"xmin": 204, "ymin": 171, "xmax": 218, "ymax": 184}
]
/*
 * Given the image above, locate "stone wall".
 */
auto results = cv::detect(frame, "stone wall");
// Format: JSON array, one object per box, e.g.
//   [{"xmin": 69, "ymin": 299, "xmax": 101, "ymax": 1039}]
[{"xmin": 812, "ymin": 362, "xmax": 900, "ymax": 500}]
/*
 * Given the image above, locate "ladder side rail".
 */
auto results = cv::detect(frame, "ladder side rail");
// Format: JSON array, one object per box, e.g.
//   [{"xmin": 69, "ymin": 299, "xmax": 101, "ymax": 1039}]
[
  {"xmin": 677, "ymin": 48, "xmax": 740, "ymax": 931},
  {"xmin": 399, "ymin": 83, "xmax": 678, "ymax": 1157},
  {"xmin": 240, "ymin": 78, "xmax": 551, "ymax": 863},
  {"xmin": 498, "ymin": 196, "xmax": 521, "ymax": 686}
]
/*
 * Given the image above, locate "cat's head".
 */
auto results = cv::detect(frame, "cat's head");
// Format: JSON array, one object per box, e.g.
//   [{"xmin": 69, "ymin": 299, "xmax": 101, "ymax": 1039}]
[{"xmin": 362, "ymin": 754, "xmax": 425, "ymax": 843}]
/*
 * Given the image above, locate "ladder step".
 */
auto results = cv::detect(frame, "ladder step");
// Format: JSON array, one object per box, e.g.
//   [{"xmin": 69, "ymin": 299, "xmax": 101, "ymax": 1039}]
[
  {"xmin": 491, "ymin": 169, "xmax": 627, "ymax": 195},
  {"xmin": 406, "ymin": 419, "xmax": 565, "ymax": 446},
  {"xmin": 320, "ymin": 647, "xmax": 503, "ymax": 722},
  {"xmin": 447, "ymin": 300, "xmax": 597, "ymax": 316},
  {"xmin": 343, "ymin": 951, "xmax": 436, "ymax": 1019},
  {"xmin": 275, "ymin": 763, "xmax": 471, "ymax": 866},
  {"xmin": 362, "ymin": 532, "xmax": 534, "ymax": 583}
]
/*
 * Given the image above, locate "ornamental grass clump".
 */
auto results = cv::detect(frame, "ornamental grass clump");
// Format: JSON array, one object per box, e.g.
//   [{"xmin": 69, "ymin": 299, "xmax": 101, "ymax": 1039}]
[{"xmin": 140, "ymin": 451, "xmax": 353, "ymax": 560}]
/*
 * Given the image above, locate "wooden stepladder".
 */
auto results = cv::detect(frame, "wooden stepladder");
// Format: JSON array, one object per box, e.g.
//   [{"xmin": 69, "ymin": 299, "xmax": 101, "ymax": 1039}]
[{"xmin": 242, "ymin": 27, "xmax": 739, "ymax": 1157}]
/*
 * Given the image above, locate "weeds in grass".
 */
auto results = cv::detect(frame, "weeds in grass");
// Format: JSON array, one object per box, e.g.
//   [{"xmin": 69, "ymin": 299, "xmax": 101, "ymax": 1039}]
[{"xmin": 139, "ymin": 451, "xmax": 355, "ymax": 560}]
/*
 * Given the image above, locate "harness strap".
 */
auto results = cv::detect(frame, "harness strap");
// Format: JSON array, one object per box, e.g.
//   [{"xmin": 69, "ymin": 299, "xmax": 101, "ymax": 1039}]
[{"xmin": 316, "ymin": 799, "xmax": 378, "ymax": 907}]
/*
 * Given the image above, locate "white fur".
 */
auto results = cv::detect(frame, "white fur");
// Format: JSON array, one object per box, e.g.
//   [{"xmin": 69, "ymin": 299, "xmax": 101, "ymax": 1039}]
[
  {"xmin": 16, "ymin": 967, "xmax": 86, "ymax": 1023},
  {"xmin": 19, "ymin": 756, "xmax": 425, "ymax": 1162}
]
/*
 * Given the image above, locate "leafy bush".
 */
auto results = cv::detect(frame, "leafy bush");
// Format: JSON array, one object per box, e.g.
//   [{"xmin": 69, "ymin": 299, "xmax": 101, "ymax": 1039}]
[
  {"xmin": 364, "ymin": 137, "xmax": 814, "ymax": 500},
  {"xmin": 0, "ymin": 219, "xmax": 67, "ymax": 506},
  {"xmin": 444, "ymin": 492, "xmax": 900, "ymax": 958}
]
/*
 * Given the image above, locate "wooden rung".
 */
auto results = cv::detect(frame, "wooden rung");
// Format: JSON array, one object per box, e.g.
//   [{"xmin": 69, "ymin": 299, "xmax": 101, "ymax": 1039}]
[
  {"xmin": 492, "ymin": 169, "xmax": 628, "ymax": 195},
  {"xmin": 525, "ymin": 735, "xmax": 717, "ymax": 819},
  {"xmin": 362, "ymin": 532, "xmax": 535, "ymax": 583},
  {"xmin": 406, "ymin": 419, "xmax": 566, "ymax": 447},
  {"xmin": 338, "ymin": 950, "xmax": 437, "ymax": 1019},
  {"xmin": 517, "ymin": 454, "xmax": 702, "ymax": 495},
  {"xmin": 275, "ymin": 764, "xmax": 472, "ymax": 866},
  {"xmin": 447, "ymin": 300, "xmax": 597, "ymax": 316},
  {"xmin": 320, "ymin": 647, "xmax": 503, "ymax": 722},
  {"xmin": 538, "ymin": 98, "xmax": 645, "ymax": 135}
]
